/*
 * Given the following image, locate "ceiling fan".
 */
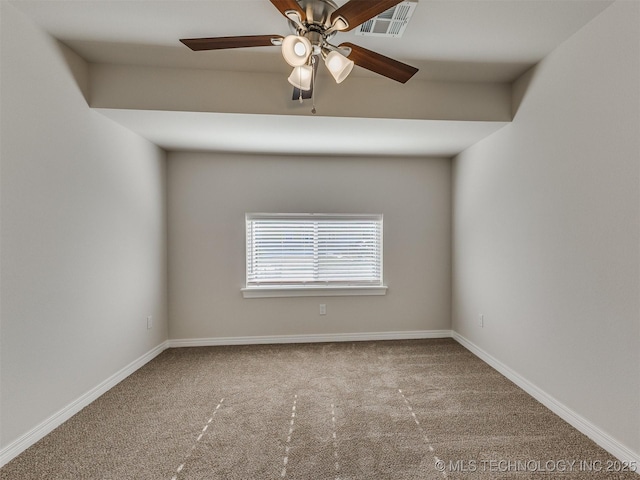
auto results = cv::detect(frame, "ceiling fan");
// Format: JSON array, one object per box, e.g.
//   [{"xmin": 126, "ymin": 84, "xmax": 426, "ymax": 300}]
[{"xmin": 180, "ymin": 0, "xmax": 419, "ymax": 98}]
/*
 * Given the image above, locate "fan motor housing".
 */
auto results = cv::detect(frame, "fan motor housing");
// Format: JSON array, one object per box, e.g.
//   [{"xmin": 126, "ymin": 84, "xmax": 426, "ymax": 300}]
[
  {"xmin": 289, "ymin": 0, "xmax": 339, "ymax": 36},
  {"xmin": 302, "ymin": 0, "xmax": 338, "ymax": 26}
]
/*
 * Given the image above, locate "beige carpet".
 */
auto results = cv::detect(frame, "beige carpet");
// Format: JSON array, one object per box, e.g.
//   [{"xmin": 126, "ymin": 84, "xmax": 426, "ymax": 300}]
[{"xmin": 1, "ymin": 339, "xmax": 637, "ymax": 479}]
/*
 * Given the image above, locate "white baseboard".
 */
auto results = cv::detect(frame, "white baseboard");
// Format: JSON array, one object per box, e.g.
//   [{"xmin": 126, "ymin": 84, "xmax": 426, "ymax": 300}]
[
  {"xmin": 168, "ymin": 329, "xmax": 452, "ymax": 348},
  {"xmin": 451, "ymin": 331, "xmax": 640, "ymax": 466},
  {"xmin": 5, "ymin": 332, "xmax": 637, "ymax": 471},
  {"xmin": 0, "ymin": 341, "xmax": 169, "ymax": 468}
]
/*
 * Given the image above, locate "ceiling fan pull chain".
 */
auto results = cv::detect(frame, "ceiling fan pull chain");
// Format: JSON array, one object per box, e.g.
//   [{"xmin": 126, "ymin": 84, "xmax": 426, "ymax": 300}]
[
  {"xmin": 298, "ymin": 60, "xmax": 305, "ymax": 103},
  {"xmin": 311, "ymin": 56, "xmax": 317, "ymax": 114}
]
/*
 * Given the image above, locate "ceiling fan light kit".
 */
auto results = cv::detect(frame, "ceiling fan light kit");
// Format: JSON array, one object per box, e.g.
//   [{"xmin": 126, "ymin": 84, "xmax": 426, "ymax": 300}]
[
  {"xmin": 324, "ymin": 50, "xmax": 354, "ymax": 84},
  {"xmin": 288, "ymin": 64, "xmax": 314, "ymax": 90},
  {"xmin": 180, "ymin": 0, "xmax": 418, "ymax": 101},
  {"xmin": 281, "ymin": 34, "xmax": 312, "ymax": 66}
]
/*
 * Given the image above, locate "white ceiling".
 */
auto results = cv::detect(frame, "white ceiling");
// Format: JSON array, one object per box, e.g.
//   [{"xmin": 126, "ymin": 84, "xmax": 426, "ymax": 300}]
[
  {"xmin": 11, "ymin": 0, "xmax": 613, "ymax": 156},
  {"xmin": 12, "ymin": 0, "xmax": 612, "ymax": 80}
]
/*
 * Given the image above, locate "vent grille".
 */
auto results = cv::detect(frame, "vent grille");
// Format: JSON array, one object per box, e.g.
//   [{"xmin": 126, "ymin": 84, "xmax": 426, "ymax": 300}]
[{"xmin": 355, "ymin": 1, "xmax": 418, "ymax": 38}]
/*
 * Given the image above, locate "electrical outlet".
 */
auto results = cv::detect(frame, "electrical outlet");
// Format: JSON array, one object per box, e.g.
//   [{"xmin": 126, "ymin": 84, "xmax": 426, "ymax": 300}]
[
  {"xmin": 319, "ymin": 304, "xmax": 326, "ymax": 315},
  {"xmin": 479, "ymin": 314, "xmax": 484, "ymax": 328},
  {"xmin": 147, "ymin": 315, "xmax": 153, "ymax": 329}
]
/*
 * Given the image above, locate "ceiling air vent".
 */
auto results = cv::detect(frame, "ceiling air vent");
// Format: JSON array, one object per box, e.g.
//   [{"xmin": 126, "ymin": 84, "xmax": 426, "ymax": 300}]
[{"xmin": 355, "ymin": 1, "xmax": 418, "ymax": 38}]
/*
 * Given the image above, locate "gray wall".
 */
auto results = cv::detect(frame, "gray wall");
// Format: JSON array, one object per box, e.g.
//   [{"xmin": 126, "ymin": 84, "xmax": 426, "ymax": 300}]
[
  {"xmin": 0, "ymin": 3, "xmax": 168, "ymax": 449},
  {"xmin": 167, "ymin": 152, "xmax": 451, "ymax": 340},
  {"xmin": 452, "ymin": 0, "xmax": 639, "ymax": 455}
]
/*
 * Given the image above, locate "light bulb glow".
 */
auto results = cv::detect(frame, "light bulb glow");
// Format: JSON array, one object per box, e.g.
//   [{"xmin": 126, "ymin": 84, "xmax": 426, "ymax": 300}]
[
  {"xmin": 293, "ymin": 41, "xmax": 307, "ymax": 57},
  {"xmin": 327, "ymin": 55, "xmax": 343, "ymax": 71}
]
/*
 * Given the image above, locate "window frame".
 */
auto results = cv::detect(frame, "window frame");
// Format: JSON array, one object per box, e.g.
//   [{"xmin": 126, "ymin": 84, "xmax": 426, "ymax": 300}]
[{"xmin": 242, "ymin": 213, "xmax": 387, "ymax": 298}]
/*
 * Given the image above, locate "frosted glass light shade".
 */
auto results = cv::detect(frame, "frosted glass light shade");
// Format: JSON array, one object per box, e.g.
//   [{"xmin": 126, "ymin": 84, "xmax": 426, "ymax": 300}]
[
  {"xmin": 288, "ymin": 65, "xmax": 313, "ymax": 91},
  {"xmin": 325, "ymin": 50, "xmax": 354, "ymax": 84},
  {"xmin": 281, "ymin": 35, "xmax": 312, "ymax": 67}
]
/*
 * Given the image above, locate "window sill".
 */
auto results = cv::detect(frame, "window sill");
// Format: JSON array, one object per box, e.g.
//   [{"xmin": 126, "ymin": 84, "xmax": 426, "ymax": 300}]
[{"xmin": 241, "ymin": 285, "xmax": 388, "ymax": 298}]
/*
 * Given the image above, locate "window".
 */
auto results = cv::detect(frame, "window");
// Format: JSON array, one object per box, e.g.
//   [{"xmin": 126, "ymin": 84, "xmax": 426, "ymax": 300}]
[{"xmin": 242, "ymin": 213, "xmax": 386, "ymax": 298}]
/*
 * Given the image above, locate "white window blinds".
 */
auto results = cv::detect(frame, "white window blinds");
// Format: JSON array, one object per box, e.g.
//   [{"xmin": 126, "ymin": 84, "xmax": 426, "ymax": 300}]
[{"xmin": 246, "ymin": 214, "xmax": 383, "ymax": 287}]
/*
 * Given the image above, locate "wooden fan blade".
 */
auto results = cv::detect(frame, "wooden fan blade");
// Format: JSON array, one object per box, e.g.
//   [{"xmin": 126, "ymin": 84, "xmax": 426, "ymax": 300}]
[
  {"xmin": 340, "ymin": 42, "xmax": 418, "ymax": 83},
  {"xmin": 331, "ymin": 0, "xmax": 403, "ymax": 31},
  {"xmin": 270, "ymin": 0, "xmax": 307, "ymax": 22},
  {"xmin": 180, "ymin": 35, "xmax": 283, "ymax": 51}
]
